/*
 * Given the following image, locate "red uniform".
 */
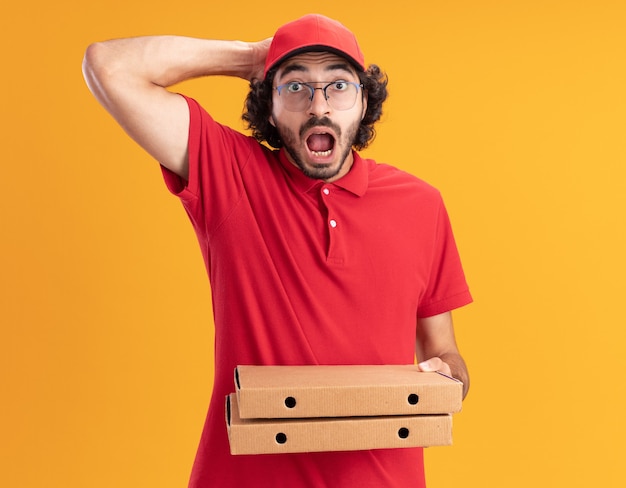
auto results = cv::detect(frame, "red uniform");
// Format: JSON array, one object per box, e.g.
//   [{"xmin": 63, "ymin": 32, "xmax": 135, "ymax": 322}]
[{"xmin": 162, "ymin": 96, "xmax": 472, "ymax": 487}]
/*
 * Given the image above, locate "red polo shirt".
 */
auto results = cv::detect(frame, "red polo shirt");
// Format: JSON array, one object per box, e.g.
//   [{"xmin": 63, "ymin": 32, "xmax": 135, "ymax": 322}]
[{"xmin": 162, "ymin": 95, "xmax": 472, "ymax": 488}]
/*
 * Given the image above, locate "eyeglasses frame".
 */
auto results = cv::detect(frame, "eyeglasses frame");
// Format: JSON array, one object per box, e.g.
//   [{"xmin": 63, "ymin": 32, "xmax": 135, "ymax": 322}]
[{"xmin": 274, "ymin": 81, "xmax": 364, "ymax": 111}]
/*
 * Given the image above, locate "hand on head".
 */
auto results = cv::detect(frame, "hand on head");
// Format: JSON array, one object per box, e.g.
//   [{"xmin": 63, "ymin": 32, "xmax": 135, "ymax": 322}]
[{"xmin": 248, "ymin": 37, "xmax": 273, "ymax": 82}]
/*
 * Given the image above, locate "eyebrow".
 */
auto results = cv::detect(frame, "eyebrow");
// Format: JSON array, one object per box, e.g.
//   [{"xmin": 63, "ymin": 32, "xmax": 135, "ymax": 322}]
[{"xmin": 278, "ymin": 62, "xmax": 356, "ymax": 79}]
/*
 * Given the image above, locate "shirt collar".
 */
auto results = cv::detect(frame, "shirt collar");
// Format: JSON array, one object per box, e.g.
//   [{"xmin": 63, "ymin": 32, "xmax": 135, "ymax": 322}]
[{"xmin": 277, "ymin": 149, "xmax": 368, "ymax": 197}]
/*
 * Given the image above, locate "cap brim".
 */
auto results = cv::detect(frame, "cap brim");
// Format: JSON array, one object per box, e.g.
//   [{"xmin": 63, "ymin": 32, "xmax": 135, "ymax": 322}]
[{"xmin": 266, "ymin": 45, "xmax": 365, "ymax": 77}]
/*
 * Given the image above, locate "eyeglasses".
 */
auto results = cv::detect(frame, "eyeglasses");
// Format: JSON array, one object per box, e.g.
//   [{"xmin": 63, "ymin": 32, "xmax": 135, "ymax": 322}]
[{"xmin": 275, "ymin": 81, "xmax": 363, "ymax": 112}]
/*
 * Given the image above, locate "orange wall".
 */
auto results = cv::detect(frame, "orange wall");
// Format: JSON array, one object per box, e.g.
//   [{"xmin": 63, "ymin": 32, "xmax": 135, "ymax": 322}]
[{"xmin": 2, "ymin": 1, "xmax": 625, "ymax": 487}]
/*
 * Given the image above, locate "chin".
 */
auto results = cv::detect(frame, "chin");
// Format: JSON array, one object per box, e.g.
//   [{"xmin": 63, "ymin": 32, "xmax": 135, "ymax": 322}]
[{"xmin": 302, "ymin": 160, "xmax": 345, "ymax": 181}]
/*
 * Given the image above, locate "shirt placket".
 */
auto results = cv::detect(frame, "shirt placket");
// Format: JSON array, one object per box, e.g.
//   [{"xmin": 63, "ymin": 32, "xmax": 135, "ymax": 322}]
[{"xmin": 320, "ymin": 185, "xmax": 344, "ymax": 265}]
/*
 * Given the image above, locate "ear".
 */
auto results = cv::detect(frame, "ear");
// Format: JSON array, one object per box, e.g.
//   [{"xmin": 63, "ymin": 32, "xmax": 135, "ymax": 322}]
[{"xmin": 269, "ymin": 113, "xmax": 276, "ymax": 127}]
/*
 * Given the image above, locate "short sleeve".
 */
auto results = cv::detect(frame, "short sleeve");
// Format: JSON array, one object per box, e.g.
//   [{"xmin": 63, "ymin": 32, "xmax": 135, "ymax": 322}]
[
  {"xmin": 160, "ymin": 95, "xmax": 256, "ymax": 236},
  {"xmin": 416, "ymin": 198, "xmax": 472, "ymax": 317}
]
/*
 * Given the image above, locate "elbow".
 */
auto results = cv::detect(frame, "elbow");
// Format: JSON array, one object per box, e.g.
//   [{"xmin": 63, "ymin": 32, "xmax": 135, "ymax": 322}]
[
  {"xmin": 82, "ymin": 42, "xmax": 101, "ymax": 69},
  {"xmin": 82, "ymin": 42, "xmax": 109, "ymax": 92},
  {"xmin": 82, "ymin": 41, "xmax": 127, "ymax": 103}
]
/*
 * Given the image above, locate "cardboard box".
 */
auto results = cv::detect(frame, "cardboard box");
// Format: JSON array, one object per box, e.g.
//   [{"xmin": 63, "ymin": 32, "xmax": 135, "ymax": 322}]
[
  {"xmin": 226, "ymin": 394, "xmax": 452, "ymax": 455},
  {"xmin": 234, "ymin": 365, "xmax": 462, "ymax": 419}
]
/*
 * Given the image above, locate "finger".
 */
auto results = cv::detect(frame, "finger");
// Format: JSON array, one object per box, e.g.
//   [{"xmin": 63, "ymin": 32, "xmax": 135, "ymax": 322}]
[{"xmin": 418, "ymin": 358, "xmax": 452, "ymax": 376}]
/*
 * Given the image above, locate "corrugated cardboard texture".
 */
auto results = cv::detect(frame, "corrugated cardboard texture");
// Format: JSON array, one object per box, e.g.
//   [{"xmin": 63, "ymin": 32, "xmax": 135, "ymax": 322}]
[
  {"xmin": 235, "ymin": 365, "xmax": 462, "ymax": 419},
  {"xmin": 226, "ymin": 394, "xmax": 452, "ymax": 455}
]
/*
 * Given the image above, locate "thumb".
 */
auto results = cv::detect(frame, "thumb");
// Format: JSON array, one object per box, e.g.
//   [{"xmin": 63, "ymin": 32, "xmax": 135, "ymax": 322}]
[{"xmin": 418, "ymin": 357, "xmax": 451, "ymax": 375}]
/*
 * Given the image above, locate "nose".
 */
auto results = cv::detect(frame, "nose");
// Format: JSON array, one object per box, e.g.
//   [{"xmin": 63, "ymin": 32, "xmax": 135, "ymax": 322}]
[{"xmin": 308, "ymin": 86, "xmax": 331, "ymax": 116}]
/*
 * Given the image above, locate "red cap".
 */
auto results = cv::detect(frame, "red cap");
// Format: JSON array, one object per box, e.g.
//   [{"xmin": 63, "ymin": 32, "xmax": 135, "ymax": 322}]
[{"xmin": 263, "ymin": 14, "xmax": 365, "ymax": 78}]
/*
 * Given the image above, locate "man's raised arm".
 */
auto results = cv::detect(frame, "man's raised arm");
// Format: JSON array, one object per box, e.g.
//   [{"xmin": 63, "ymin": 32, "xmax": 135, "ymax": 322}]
[{"xmin": 82, "ymin": 36, "xmax": 270, "ymax": 180}]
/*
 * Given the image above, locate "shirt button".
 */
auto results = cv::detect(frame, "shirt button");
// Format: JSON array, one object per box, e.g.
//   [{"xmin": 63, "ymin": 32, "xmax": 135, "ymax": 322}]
[
  {"xmin": 322, "ymin": 188, "xmax": 330, "ymax": 195},
  {"xmin": 329, "ymin": 219, "xmax": 337, "ymax": 228}
]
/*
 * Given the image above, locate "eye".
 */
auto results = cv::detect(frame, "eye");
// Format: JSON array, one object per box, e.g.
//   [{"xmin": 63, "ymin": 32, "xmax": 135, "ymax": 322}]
[
  {"xmin": 286, "ymin": 82, "xmax": 305, "ymax": 93},
  {"xmin": 330, "ymin": 81, "xmax": 350, "ymax": 91}
]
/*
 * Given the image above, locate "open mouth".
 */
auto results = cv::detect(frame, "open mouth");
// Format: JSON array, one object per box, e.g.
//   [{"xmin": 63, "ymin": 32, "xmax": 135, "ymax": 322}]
[{"xmin": 306, "ymin": 132, "xmax": 335, "ymax": 158}]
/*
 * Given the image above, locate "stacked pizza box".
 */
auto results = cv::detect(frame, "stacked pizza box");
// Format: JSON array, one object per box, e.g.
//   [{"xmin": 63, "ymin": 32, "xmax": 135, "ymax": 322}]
[{"xmin": 226, "ymin": 364, "xmax": 463, "ymax": 455}]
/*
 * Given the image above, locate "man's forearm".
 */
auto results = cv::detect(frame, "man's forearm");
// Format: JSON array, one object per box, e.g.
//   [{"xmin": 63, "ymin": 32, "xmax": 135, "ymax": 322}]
[{"xmin": 83, "ymin": 36, "xmax": 257, "ymax": 90}]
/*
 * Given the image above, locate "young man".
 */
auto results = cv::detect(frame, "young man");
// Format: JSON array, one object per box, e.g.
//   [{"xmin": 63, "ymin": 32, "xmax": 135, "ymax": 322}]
[{"xmin": 83, "ymin": 14, "xmax": 472, "ymax": 487}]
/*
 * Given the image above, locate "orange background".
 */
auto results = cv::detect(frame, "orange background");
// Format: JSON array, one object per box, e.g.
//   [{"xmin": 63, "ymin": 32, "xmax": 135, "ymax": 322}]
[{"xmin": 2, "ymin": 1, "xmax": 625, "ymax": 486}]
